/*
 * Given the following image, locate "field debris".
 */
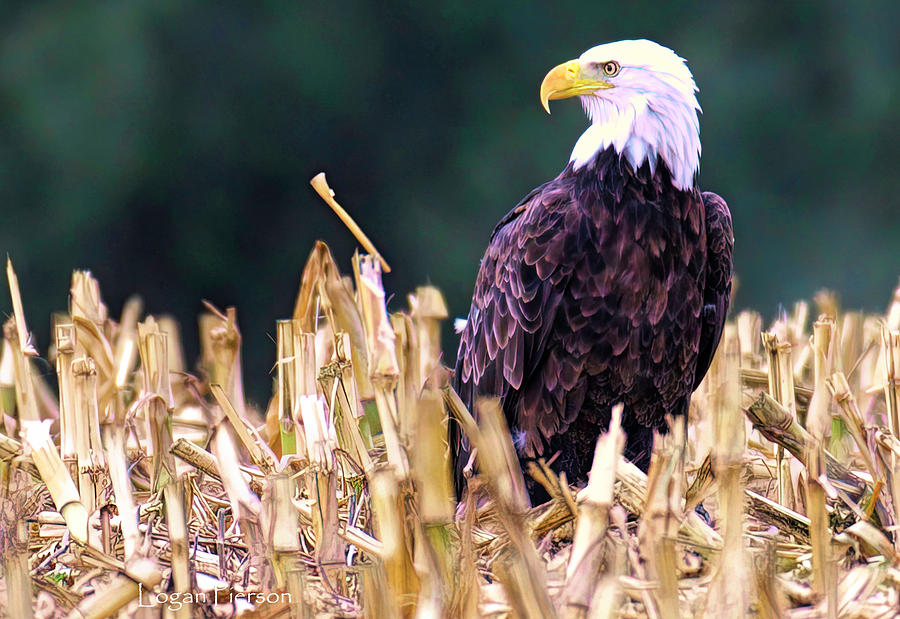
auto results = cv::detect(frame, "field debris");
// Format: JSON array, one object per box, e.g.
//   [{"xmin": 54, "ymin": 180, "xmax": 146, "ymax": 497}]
[{"xmin": 2, "ymin": 205, "xmax": 900, "ymax": 617}]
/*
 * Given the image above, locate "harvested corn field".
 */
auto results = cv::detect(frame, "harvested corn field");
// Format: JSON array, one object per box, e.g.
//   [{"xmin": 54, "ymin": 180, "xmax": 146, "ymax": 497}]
[{"xmin": 1, "ymin": 181, "xmax": 900, "ymax": 618}]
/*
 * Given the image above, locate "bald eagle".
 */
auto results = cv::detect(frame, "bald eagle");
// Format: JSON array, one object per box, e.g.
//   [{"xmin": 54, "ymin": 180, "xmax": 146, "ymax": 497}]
[{"xmin": 453, "ymin": 40, "xmax": 733, "ymax": 500}]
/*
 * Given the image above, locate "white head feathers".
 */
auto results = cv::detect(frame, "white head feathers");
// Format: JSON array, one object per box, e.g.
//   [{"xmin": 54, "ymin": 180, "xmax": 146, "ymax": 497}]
[{"xmin": 568, "ymin": 39, "xmax": 701, "ymax": 190}]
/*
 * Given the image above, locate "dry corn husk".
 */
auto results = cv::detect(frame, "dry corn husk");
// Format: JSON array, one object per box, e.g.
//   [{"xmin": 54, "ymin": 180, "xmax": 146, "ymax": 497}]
[{"xmin": 2, "ymin": 190, "xmax": 900, "ymax": 618}]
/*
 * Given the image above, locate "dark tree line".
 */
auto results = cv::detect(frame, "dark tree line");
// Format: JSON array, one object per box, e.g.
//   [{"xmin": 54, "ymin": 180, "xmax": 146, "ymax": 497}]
[{"xmin": 1, "ymin": 1, "xmax": 898, "ymax": 404}]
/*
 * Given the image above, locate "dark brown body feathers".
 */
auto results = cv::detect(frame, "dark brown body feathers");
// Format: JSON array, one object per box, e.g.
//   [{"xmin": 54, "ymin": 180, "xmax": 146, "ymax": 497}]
[{"xmin": 453, "ymin": 146, "xmax": 733, "ymax": 498}]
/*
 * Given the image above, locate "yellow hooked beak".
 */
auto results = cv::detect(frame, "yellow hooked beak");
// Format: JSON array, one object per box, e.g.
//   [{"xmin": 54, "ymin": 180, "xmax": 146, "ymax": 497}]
[{"xmin": 539, "ymin": 59, "xmax": 614, "ymax": 114}]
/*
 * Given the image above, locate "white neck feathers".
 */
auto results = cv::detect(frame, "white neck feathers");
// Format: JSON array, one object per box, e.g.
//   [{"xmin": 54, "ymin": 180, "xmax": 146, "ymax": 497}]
[{"xmin": 570, "ymin": 70, "xmax": 701, "ymax": 191}]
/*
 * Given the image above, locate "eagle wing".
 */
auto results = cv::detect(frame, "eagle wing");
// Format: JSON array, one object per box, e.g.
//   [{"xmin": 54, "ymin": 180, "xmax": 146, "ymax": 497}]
[
  {"xmin": 452, "ymin": 182, "xmax": 732, "ymax": 490},
  {"xmin": 693, "ymin": 191, "xmax": 734, "ymax": 388},
  {"xmin": 453, "ymin": 176, "xmax": 583, "ymax": 484}
]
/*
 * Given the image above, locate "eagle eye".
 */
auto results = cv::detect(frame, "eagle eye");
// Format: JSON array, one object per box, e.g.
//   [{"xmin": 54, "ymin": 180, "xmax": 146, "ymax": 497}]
[{"xmin": 602, "ymin": 61, "xmax": 620, "ymax": 77}]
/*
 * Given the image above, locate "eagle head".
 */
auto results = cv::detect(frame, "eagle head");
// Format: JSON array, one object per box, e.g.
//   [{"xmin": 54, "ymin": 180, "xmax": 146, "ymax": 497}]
[{"xmin": 540, "ymin": 39, "xmax": 701, "ymax": 190}]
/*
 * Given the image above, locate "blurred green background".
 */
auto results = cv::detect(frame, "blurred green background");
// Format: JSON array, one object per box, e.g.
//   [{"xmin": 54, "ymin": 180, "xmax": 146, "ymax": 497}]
[{"xmin": 1, "ymin": 1, "xmax": 898, "ymax": 405}]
